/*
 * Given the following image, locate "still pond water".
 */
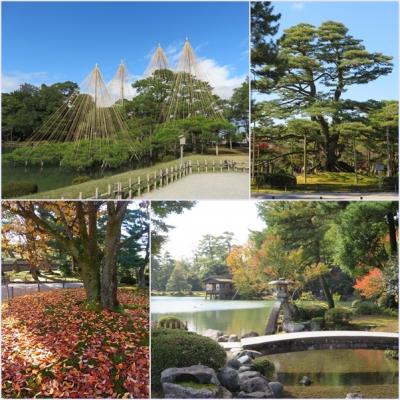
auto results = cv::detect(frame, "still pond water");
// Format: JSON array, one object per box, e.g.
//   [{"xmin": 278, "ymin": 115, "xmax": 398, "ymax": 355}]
[{"xmin": 152, "ymin": 296, "xmax": 398, "ymax": 398}]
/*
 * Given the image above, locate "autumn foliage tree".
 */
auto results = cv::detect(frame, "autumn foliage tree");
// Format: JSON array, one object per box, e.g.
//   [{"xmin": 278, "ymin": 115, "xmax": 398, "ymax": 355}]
[
  {"xmin": 3, "ymin": 201, "xmax": 132, "ymax": 310},
  {"xmin": 353, "ymin": 267, "xmax": 385, "ymax": 300}
]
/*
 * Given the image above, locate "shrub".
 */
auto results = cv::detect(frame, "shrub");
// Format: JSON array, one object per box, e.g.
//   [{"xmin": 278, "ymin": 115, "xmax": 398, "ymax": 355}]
[
  {"xmin": 311, "ymin": 317, "xmax": 325, "ymax": 329},
  {"xmin": 161, "ymin": 155, "xmax": 177, "ymax": 162},
  {"xmin": 351, "ymin": 299, "xmax": 361, "ymax": 308},
  {"xmin": 72, "ymin": 175, "xmax": 91, "ymax": 185},
  {"xmin": 151, "ymin": 329, "xmax": 226, "ymax": 391},
  {"xmin": 3, "ymin": 181, "xmax": 38, "ymax": 198},
  {"xmin": 299, "ymin": 291, "xmax": 315, "ymax": 301},
  {"xmin": 157, "ymin": 316, "xmax": 187, "ymax": 330},
  {"xmin": 120, "ymin": 275, "xmax": 137, "ymax": 285},
  {"xmin": 384, "ymin": 350, "xmax": 398, "ymax": 360},
  {"xmin": 382, "ymin": 176, "xmax": 398, "ymax": 191},
  {"xmin": 294, "ymin": 302, "xmax": 328, "ymax": 321},
  {"xmin": 324, "ymin": 307, "xmax": 352, "ymax": 327},
  {"xmin": 256, "ymin": 173, "xmax": 296, "ymax": 188},
  {"xmin": 251, "ymin": 357, "xmax": 275, "ymax": 379},
  {"xmin": 353, "ymin": 301, "xmax": 381, "ymax": 315}
]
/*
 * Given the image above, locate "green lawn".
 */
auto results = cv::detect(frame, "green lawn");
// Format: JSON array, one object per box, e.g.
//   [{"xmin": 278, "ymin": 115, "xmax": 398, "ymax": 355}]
[
  {"xmin": 253, "ymin": 172, "xmax": 390, "ymax": 194},
  {"xmin": 25, "ymin": 152, "xmax": 248, "ymax": 199}
]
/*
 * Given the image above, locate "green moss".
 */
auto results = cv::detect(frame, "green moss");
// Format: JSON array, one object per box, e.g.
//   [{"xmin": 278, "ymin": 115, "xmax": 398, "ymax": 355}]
[{"xmin": 178, "ymin": 381, "xmax": 218, "ymax": 390}]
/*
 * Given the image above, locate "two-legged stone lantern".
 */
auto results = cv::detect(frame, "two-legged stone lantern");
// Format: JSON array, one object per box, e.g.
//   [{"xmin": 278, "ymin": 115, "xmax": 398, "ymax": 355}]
[{"xmin": 265, "ymin": 278, "xmax": 295, "ymax": 334}]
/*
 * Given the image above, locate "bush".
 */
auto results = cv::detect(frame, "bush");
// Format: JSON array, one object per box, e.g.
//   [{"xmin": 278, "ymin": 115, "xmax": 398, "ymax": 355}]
[
  {"xmin": 294, "ymin": 302, "xmax": 328, "ymax": 321},
  {"xmin": 120, "ymin": 275, "xmax": 137, "ymax": 285},
  {"xmin": 353, "ymin": 301, "xmax": 381, "ymax": 315},
  {"xmin": 72, "ymin": 175, "xmax": 91, "ymax": 185},
  {"xmin": 157, "ymin": 316, "xmax": 187, "ymax": 330},
  {"xmin": 382, "ymin": 176, "xmax": 398, "ymax": 191},
  {"xmin": 299, "ymin": 291, "xmax": 315, "ymax": 301},
  {"xmin": 324, "ymin": 307, "xmax": 352, "ymax": 327},
  {"xmin": 256, "ymin": 173, "xmax": 297, "ymax": 188},
  {"xmin": 384, "ymin": 350, "xmax": 398, "ymax": 360},
  {"xmin": 351, "ymin": 299, "xmax": 361, "ymax": 308},
  {"xmin": 3, "ymin": 181, "xmax": 38, "ymax": 198},
  {"xmin": 251, "ymin": 357, "xmax": 275, "ymax": 379},
  {"xmin": 151, "ymin": 329, "xmax": 226, "ymax": 391},
  {"xmin": 161, "ymin": 155, "xmax": 177, "ymax": 163}
]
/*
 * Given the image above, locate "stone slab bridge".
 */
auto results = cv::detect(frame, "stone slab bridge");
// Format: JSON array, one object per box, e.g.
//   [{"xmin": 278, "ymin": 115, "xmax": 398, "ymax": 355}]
[{"xmin": 220, "ymin": 331, "xmax": 398, "ymax": 355}]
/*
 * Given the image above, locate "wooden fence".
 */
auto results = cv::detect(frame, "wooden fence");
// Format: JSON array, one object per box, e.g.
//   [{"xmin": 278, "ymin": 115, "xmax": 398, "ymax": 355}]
[{"xmin": 76, "ymin": 159, "xmax": 249, "ymax": 200}]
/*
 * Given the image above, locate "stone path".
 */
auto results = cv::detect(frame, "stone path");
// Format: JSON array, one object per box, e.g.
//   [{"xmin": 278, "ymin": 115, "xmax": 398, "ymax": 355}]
[
  {"xmin": 2, "ymin": 282, "xmax": 83, "ymax": 301},
  {"xmin": 138, "ymin": 173, "xmax": 249, "ymax": 199}
]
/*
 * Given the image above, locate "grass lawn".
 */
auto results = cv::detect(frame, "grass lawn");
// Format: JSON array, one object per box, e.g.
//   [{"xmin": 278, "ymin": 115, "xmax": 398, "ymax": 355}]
[
  {"xmin": 151, "ymin": 290, "xmax": 205, "ymax": 297},
  {"xmin": 252, "ymin": 172, "xmax": 390, "ymax": 194},
  {"xmin": 2, "ymin": 288, "xmax": 149, "ymax": 398},
  {"xmin": 351, "ymin": 314, "xmax": 399, "ymax": 333},
  {"xmin": 25, "ymin": 150, "xmax": 248, "ymax": 199},
  {"xmin": 5, "ymin": 270, "xmax": 81, "ymax": 283}
]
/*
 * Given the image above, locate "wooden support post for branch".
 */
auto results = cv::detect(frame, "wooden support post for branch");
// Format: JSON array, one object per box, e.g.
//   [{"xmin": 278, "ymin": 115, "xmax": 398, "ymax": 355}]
[
  {"xmin": 129, "ymin": 188, "xmax": 132, "ymax": 198},
  {"xmin": 147, "ymin": 174, "xmax": 150, "ymax": 192},
  {"xmin": 170, "ymin": 167, "xmax": 174, "ymax": 182},
  {"xmin": 197, "ymin": 160, "xmax": 200, "ymax": 173},
  {"xmin": 189, "ymin": 160, "xmax": 192, "ymax": 174},
  {"xmin": 154, "ymin": 171, "xmax": 157, "ymax": 190},
  {"xmin": 138, "ymin": 176, "xmax": 141, "ymax": 196},
  {"xmin": 205, "ymin": 160, "xmax": 208, "ymax": 173},
  {"xmin": 212, "ymin": 161, "xmax": 215, "ymax": 172},
  {"xmin": 220, "ymin": 160, "xmax": 223, "ymax": 172},
  {"xmin": 108, "ymin": 184, "xmax": 111, "ymax": 196},
  {"xmin": 166, "ymin": 169, "xmax": 169, "ymax": 185},
  {"xmin": 94, "ymin": 187, "xmax": 99, "ymax": 199},
  {"xmin": 129, "ymin": 178, "xmax": 132, "ymax": 189},
  {"xmin": 160, "ymin": 170, "xmax": 163, "ymax": 187}
]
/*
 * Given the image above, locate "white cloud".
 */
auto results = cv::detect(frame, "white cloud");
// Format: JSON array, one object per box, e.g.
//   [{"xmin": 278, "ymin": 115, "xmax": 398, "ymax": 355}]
[
  {"xmin": 1, "ymin": 71, "xmax": 49, "ymax": 92},
  {"xmin": 196, "ymin": 58, "xmax": 246, "ymax": 99}
]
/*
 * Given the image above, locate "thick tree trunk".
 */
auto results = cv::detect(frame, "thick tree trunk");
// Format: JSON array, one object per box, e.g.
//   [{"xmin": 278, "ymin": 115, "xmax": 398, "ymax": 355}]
[
  {"xmin": 137, "ymin": 266, "xmax": 146, "ymax": 287},
  {"xmin": 386, "ymin": 212, "xmax": 398, "ymax": 256},
  {"xmin": 100, "ymin": 202, "xmax": 128, "ymax": 309},
  {"xmin": 79, "ymin": 259, "xmax": 101, "ymax": 302},
  {"xmin": 319, "ymin": 275, "xmax": 335, "ymax": 309}
]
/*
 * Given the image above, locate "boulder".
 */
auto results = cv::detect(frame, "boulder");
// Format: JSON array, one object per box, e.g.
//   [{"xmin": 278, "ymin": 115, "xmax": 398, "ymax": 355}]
[
  {"xmin": 221, "ymin": 386, "xmax": 233, "ymax": 398},
  {"xmin": 299, "ymin": 376, "xmax": 312, "ymax": 386},
  {"xmin": 346, "ymin": 393, "xmax": 363, "ymax": 399},
  {"xmin": 268, "ymin": 382, "xmax": 284, "ymax": 398},
  {"xmin": 228, "ymin": 334, "xmax": 239, "ymax": 342},
  {"xmin": 218, "ymin": 336, "xmax": 229, "ymax": 343},
  {"xmin": 238, "ymin": 366, "xmax": 253, "ymax": 373},
  {"xmin": 235, "ymin": 350, "xmax": 263, "ymax": 360},
  {"xmin": 226, "ymin": 358, "xmax": 241, "ymax": 370},
  {"xmin": 241, "ymin": 331, "xmax": 260, "ymax": 339},
  {"xmin": 240, "ymin": 377, "xmax": 271, "ymax": 394},
  {"xmin": 238, "ymin": 390, "xmax": 275, "ymax": 398},
  {"xmin": 237, "ymin": 355, "xmax": 252, "ymax": 365},
  {"xmin": 217, "ymin": 367, "xmax": 240, "ymax": 392},
  {"xmin": 203, "ymin": 329, "xmax": 224, "ymax": 341},
  {"xmin": 161, "ymin": 365, "xmax": 220, "ymax": 386},
  {"xmin": 283, "ymin": 321, "xmax": 305, "ymax": 333},
  {"xmin": 162, "ymin": 382, "xmax": 221, "ymax": 398},
  {"xmin": 238, "ymin": 371, "xmax": 262, "ymax": 385}
]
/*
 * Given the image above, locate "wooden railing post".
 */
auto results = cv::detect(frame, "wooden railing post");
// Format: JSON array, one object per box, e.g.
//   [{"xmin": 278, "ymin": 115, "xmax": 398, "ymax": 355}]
[
  {"xmin": 94, "ymin": 187, "xmax": 99, "ymax": 199},
  {"xmin": 154, "ymin": 171, "xmax": 157, "ymax": 190},
  {"xmin": 197, "ymin": 160, "xmax": 200, "ymax": 173},
  {"xmin": 220, "ymin": 160, "xmax": 223, "ymax": 172},
  {"xmin": 205, "ymin": 160, "xmax": 208, "ymax": 173},
  {"xmin": 147, "ymin": 174, "xmax": 150, "ymax": 192},
  {"xmin": 137, "ymin": 176, "xmax": 141, "ymax": 197},
  {"xmin": 189, "ymin": 160, "xmax": 192, "ymax": 174},
  {"xmin": 212, "ymin": 161, "xmax": 215, "ymax": 172},
  {"xmin": 108, "ymin": 184, "xmax": 111, "ymax": 197}
]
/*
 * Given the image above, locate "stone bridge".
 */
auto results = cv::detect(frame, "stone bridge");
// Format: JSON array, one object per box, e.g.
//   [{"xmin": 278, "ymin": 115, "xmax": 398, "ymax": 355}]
[{"xmin": 221, "ymin": 331, "xmax": 398, "ymax": 355}]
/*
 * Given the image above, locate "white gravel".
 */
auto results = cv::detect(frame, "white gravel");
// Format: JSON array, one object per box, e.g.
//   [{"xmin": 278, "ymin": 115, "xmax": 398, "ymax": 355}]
[{"xmin": 137, "ymin": 173, "xmax": 249, "ymax": 199}]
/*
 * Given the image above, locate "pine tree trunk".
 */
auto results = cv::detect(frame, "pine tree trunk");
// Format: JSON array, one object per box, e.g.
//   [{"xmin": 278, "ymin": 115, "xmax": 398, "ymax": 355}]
[
  {"xmin": 319, "ymin": 275, "xmax": 335, "ymax": 309},
  {"xmin": 137, "ymin": 266, "xmax": 146, "ymax": 287}
]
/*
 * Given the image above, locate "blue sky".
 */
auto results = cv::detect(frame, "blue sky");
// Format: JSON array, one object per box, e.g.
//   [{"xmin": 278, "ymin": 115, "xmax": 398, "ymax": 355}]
[
  {"xmin": 260, "ymin": 1, "xmax": 399, "ymax": 101},
  {"xmin": 2, "ymin": 1, "xmax": 249, "ymax": 97}
]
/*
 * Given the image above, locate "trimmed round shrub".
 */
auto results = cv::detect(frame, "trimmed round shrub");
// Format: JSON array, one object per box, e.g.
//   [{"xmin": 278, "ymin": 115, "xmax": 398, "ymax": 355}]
[
  {"xmin": 251, "ymin": 357, "xmax": 275, "ymax": 379},
  {"xmin": 151, "ymin": 329, "xmax": 227, "ymax": 391},
  {"xmin": 294, "ymin": 302, "xmax": 328, "ymax": 321},
  {"xmin": 353, "ymin": 301, "xmax": 380, "ymax": 315},
  {"xmin": 3, "ymin": 181, "xmax": 38, "ymax": 198},
  {"xmin": 256, "ymin": 173, "xmax": 297, "ymax": 188},
  {"xmin": 324, "ymin": 307, "xmax": 352, "ymax": 327},
  {"xmin": 72, "ymin": 175, "xmax": 91, "ymax": 185},
  {"xmin": 157, "ymin": 316, "xmax": 187, "ymax": 330}
]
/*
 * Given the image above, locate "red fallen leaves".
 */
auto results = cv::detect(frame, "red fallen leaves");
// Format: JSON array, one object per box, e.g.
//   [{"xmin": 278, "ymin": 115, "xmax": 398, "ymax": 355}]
[{"xmin": 2, "ymin": 288, "xmax": 149, "ymax": 398}]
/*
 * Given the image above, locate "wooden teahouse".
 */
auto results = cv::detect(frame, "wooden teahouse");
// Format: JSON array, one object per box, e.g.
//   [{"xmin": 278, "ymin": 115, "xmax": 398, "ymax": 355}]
[{"xmin": 203, "ymin": 275, "xmax": 235, "ymax": 300}]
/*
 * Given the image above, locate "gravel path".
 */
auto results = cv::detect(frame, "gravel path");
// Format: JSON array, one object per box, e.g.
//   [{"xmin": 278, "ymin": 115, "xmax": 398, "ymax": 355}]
[{"xmin": 138, "ymin": 173, "xmax": 249, "ymax": 199}]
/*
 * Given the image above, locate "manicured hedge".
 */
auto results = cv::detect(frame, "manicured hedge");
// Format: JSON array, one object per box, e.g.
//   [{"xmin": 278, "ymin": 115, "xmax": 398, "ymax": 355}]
[
  {"xmin": 294, "ymin": 302, "xmax": 328, "ymax": 321},
  {"xmin": 151, "ymin": 329, "xmax": 226, "ymax": 391},
  {"xmin": 3, "ymin": 181, "xmax": 38, "ymax": 198},
  {"xmin": 256, "ymin": 173, "xmax": 297, "ymax": 188},
  {"xmin": 324, "ymin": 307, "xmax": 353, "ymax": 327}
]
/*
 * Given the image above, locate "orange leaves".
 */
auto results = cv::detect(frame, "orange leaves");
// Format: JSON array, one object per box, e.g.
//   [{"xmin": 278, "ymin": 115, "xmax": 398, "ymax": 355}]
[
  {"xmin": 353, "ymin": 267, "xmax": 385, "ymax": 299},
  {"xmin": 2, "ymin": 288, "xmax": 149, "ymax": 398}
]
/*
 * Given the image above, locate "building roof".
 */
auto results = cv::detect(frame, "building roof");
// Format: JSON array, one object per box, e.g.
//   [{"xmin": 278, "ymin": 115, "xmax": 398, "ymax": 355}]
[{"xmin": 203, "ymin": 276, "xmax": 234, "ymax": 284}]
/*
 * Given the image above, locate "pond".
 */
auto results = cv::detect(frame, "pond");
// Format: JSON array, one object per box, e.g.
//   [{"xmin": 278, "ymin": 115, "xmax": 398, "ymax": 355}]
[
  {"xmin": 151, "ymin": 296, "xmax": 273, "ymax": 336},
  {"xmin": 152, "ymin": 297, "xmax": 399, "ymax": 398}
]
